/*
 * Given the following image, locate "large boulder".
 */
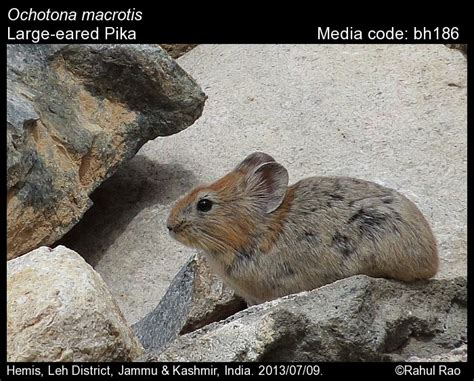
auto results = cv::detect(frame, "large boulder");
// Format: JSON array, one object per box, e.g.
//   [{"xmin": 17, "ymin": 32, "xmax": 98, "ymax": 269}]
[
  {"xmin": 139, "ymin": 275, "xmax": 466, "ymax": 362},
  {"xmin": 7, "ymin": 246, "xmax": 144, "ymax": 362},
  {"xmin": 133, "ymin": 253, "xmax": 246, "ymax": 352},
  {"xmin": 7, "ymin": 44, "xmax": 206, "ymax": 259}
]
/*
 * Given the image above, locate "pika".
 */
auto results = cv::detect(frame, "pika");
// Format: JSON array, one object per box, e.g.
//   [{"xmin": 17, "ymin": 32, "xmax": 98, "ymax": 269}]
[{"xmin": 167, "ymin": 152, "xmax": 438, "ymax": 305}]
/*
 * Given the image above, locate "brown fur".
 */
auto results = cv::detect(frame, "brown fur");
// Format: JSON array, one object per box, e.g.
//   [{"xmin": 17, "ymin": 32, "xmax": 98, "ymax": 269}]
[
  {"xmin": 167, "ymin": 153, "xmax": 439, "ymax": 305},
  {"xmin": 258, "ymin": 186, "xmax": 295, "ymax": 254}
]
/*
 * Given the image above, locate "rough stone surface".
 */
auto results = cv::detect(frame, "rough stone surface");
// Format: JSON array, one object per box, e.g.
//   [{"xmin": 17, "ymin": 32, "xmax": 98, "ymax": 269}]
[
  {"xmin": 60, "ymin": 45, "xmax": 466, "ymax": 324},
  {"xmin": 446, "ymin": 44, "xmax": 467, "ymax": 57},
  {"xmin": 7, "ymin": 44, "xmax": 206, "ymax": 260},
  {"xmin": 7, "ymin": 246, "xmax": 144, "ymax": 362},
  {"xmin": 133, "ymin": 253, "xmax": 246, "ymax": 352},
  {"xmin": 160, "ymin": 44, "xmax": 198, "ymax": 59},
  {"xmin": 138, "ymin": 275, "xmax": 466, "ymax": 362},
  {"xmin": 407, "ymin": 344, "xmax": 467, "ymax": 362}
]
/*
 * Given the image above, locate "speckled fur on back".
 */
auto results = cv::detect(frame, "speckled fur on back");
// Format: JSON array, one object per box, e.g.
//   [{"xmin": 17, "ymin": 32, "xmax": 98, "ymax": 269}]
[{"xmin": 167, "ymin": 152, "xmax": 438, "ymax": 305}]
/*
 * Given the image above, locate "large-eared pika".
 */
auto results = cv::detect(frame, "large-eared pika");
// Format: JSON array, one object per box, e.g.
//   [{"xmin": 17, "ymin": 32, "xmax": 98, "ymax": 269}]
[{"xmin": 167, "ymin": 152, "xmax": 438, "ymax": 305}]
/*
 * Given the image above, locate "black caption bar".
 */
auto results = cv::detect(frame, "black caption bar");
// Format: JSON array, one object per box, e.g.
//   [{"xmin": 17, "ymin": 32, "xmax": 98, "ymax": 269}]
[
  {"xmin": 3, "ymin": 7, "xmax": 469, "ymax": 43},
  {"xmin": 3, "ymin": 362, "xmax": 472, "ymax": 379}
]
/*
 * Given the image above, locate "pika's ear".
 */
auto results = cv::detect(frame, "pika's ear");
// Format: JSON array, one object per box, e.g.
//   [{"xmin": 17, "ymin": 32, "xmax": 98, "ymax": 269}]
[
  {"xmin": 235, "ymin": 152, "xmax": 276, "ymax": 174},
  {"xmin": 246, "ymin": 162, "xmax": 289, "ymax": 213}
]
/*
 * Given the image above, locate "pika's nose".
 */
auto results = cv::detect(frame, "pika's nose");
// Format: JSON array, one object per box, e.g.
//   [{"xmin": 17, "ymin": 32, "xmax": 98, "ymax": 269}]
[{"xmin": 167, "ymin": 218, "xmax": 182, "ymax": 233}]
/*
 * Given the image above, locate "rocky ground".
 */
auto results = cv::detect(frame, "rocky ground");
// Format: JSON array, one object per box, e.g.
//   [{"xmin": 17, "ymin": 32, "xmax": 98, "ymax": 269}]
[
  {"xmin": 139, "ymin": 275, "xmax": 466, "ymax": 362},
  {"xmin": 7, "ymin": 44, "xmax": 467, "ymax": 362}
]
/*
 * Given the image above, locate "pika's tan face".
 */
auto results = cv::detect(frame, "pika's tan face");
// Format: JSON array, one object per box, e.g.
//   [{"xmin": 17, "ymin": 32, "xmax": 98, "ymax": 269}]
[
  {"xmin": 166, "ymin": 171, "xmax": 253, "ymax": 254},
  {"xmin": 167, "ymin": 152, "xmax": 290, "ymax": 257},
  {"xmin": 166, "ymin": 187, "xmax": 218, "ymax": 247}
]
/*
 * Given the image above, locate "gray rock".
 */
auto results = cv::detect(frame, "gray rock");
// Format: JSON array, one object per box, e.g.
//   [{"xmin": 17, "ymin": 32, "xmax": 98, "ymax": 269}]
[
  {"xmin": 407, "ymin": 344, "xmax": 467, "ymax": 362},
  {"xmin": 58, "ymin": 44, "xmax": 466, "ymax": 325},
  {"xmin": 160, "ymin": 44, "xmax": 198, "ymax": 59},
  {"xmin": 7, "ymin": 44, "xmax": 206, "ymax": 260},
  {"xmin": 7, "ymin": 246, "xmax": 144, "ymax": 361},
  {"xmin": 139, "ymin": 275, "xmax": 466, "ymax": 362},
  {"xmin": 133, "ymin": 253, "xmax": 246, "ymax": 352},
  {"xmin": 446, "ymin": 44, "xmax": 467, "ymax": 57}
]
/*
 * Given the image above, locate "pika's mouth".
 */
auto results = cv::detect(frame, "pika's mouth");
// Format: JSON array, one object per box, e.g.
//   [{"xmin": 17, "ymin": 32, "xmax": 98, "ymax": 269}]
[
  {"xmin": 168, "ymin": 230, "xmax": 185, "ymax": 246},
  {"xmin": 167, "ymin": 221, "xmax": 187, "ymax": 242},
  {"xmin": 170, "ymin": 230, "xmax": 196, "ymax": 249}
]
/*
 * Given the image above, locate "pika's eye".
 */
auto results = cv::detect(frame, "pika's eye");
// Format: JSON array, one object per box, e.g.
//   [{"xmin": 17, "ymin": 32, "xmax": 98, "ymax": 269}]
[{"xmin": 197, "ymin": 198, "xmax": 213, "ymax": 212}]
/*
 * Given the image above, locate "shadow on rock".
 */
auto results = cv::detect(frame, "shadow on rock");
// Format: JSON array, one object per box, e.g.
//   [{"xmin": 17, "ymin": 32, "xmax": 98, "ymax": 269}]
[{"xmin": 57, "ymin": 155, "xmax": 197, "ymax": 266}]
